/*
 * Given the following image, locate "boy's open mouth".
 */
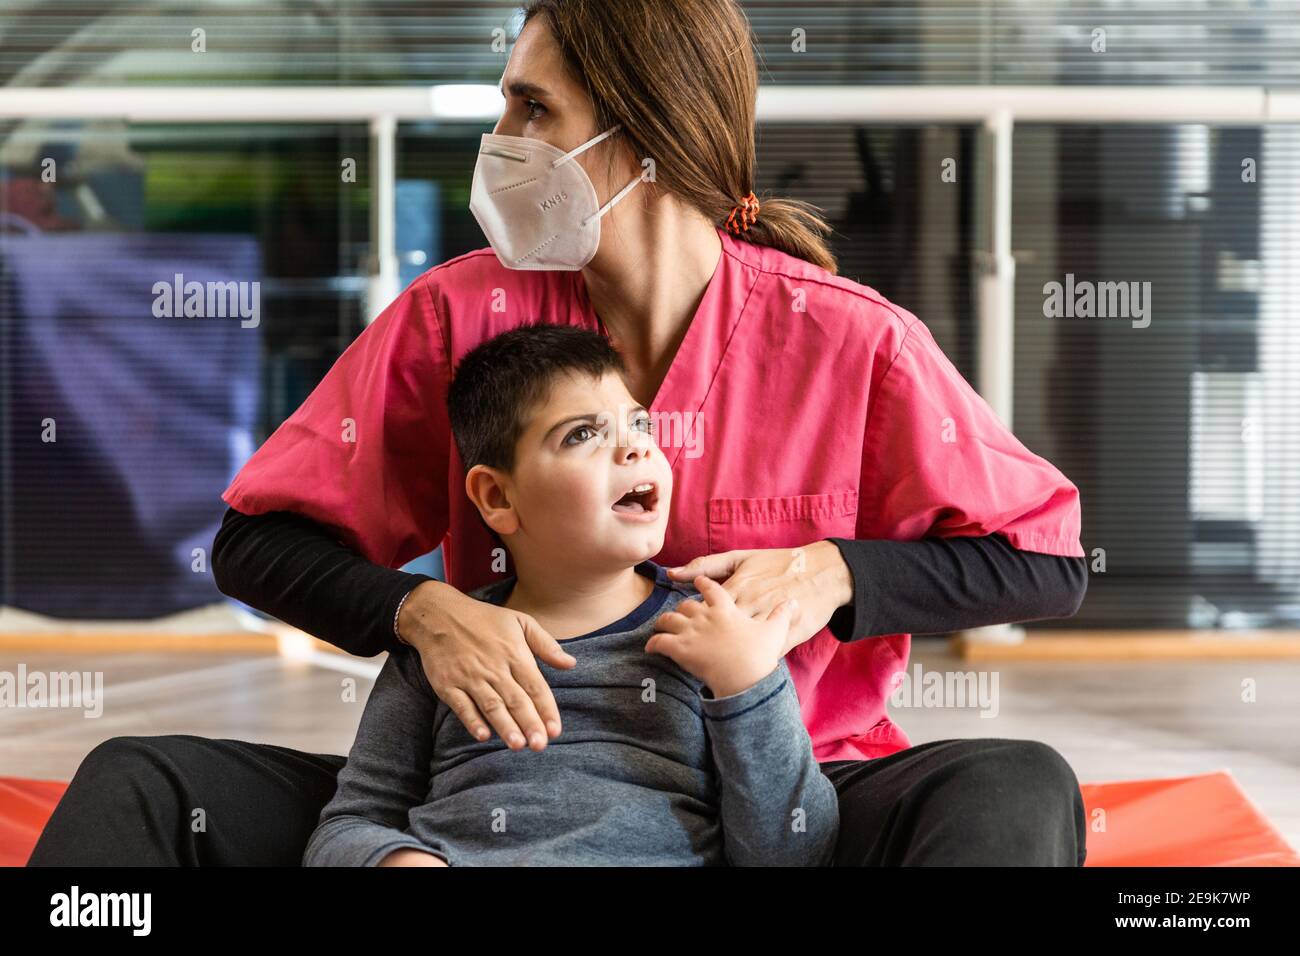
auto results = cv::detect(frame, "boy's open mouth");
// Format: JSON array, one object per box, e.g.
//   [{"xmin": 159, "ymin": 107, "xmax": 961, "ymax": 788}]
[{"xmin": 611, "ymin": 480, "xmax": 660, "ymax": 516}]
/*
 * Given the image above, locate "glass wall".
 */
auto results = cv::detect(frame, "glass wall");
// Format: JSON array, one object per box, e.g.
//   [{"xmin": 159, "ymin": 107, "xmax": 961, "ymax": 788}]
[
  {"xmin": 0, "ymin": 122, "xmax": 373, "ymax": 615},
  {"xmin": 1012, "ymin": 123, "xmax": 1300, "ymax": 628},
  {"xmin": 2, "ymin": 1, "xmax": 1298, "ymax": 629}
]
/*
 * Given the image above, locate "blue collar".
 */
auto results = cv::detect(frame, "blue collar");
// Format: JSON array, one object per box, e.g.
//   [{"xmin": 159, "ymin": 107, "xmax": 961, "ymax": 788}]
[
  {"xmin": 475, "ymin": 560, "xmax": 685, "ymax": 641},
  {"xmin": 479, "ymin": 559, "xmax": 676, "ymax": 602}
]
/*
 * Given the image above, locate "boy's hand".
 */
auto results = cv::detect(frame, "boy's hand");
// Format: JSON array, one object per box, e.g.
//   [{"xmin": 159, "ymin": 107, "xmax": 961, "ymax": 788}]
[
  {"xmin": 645, "ymin": 576, "xmax": 796, "ymax": 699},
  {"xmin": 377, "ymin": 848, "xmax": 449, "ymax": 867},
  {"xmin": 665, "ymin": 543, "xmax": 853, "ymax": 656}
]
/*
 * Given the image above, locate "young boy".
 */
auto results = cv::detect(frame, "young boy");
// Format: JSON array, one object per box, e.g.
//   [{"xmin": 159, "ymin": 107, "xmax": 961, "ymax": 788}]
[{"xmin": 303, "ymin": 323, "xmax": 839, "ymax": 867}]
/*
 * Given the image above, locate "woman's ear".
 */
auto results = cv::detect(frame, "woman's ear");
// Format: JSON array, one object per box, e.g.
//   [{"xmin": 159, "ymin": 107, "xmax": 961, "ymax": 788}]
[{"xmin": 464, "ymin": 464, "xmax": 519, "ymax": 537}]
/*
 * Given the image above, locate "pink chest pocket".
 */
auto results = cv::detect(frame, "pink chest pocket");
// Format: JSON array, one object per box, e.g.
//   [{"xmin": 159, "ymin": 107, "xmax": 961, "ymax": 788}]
[{"xmin": 706, "ymin": 490, "xmax": 858, "ymax": 553}]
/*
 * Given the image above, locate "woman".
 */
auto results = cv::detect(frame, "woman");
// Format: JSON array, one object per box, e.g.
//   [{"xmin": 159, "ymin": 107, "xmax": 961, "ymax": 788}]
[{"xmin": 30, "ymin": 0, "xmax": 1088, "ymax": 867}]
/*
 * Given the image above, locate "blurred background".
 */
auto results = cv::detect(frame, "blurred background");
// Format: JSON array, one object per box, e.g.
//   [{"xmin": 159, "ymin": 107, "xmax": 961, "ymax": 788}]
[
  {"xmin": 1, "ymin": 1, "xmax": 1298, "ymax": 863},
  {"xmin": 3, "ymin": 0, "xmax": 1300, "ymax": 629}
]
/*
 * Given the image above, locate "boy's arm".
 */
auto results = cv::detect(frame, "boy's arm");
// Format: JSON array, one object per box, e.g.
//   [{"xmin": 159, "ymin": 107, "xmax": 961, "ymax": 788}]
[
  {"xmin": 303, "ymin": 647, "xmax": 448, "ymax": 867},
  {"xmin": 699, "ymin": 658, "xmax": 840, "ymax": 867}
]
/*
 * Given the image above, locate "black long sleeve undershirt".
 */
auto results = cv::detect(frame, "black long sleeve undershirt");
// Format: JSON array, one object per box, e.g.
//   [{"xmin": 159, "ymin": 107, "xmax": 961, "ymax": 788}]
[
  {"xmin": 211, "ymin": 506, "xmax": 1087, "ymax": 657},
  {"xmin": 824, "ymin": 535, "xmax": 1087, "ymax": 641},
  {"xmin": 211, "ymin": 507, "xmax": 436, "ymax": 658}
]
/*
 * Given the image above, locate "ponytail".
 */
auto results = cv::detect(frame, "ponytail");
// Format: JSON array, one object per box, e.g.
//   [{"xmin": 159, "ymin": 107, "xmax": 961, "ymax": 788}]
[{"xmin": 724, "ymin": 194, "xmax": 838, "ymax": 275}]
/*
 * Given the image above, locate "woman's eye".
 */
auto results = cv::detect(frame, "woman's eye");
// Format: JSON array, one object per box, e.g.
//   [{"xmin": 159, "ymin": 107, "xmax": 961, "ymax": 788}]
[
  {"xmin": 633, "ymin": 415, "xmax": 654, "ymax": 434},
  {"xmin": 525, "ymin": 99, "xmax": 547, "ymax": 121}
]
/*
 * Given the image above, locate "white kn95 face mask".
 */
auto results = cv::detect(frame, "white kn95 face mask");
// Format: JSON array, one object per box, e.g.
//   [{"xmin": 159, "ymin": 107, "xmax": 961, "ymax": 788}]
[{"xmin": 469, "ymin": 124, "xmax": 644, "ymax": 271}]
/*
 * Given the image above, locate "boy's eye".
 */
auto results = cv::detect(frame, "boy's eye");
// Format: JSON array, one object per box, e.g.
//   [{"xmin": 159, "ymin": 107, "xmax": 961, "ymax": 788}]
[{"xmin": 564, "ymin": 424, "xmax": 600, "ymax": 446}]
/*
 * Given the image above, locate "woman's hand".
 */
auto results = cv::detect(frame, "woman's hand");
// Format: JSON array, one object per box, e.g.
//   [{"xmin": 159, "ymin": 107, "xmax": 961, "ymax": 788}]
[
  {"xmin": 397, "ymin": 580, "xmax": 577, "ymax": 751},
  {"xmin": 663, "ymin": 542, "xmax": 853, "ymax": 656}
]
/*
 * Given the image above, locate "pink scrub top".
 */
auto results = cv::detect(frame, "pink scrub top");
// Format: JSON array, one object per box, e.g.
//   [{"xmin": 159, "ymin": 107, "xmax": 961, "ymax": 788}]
[{"xmin": 223, "ymin": 226, "xmax": 1084, "ymax": 762}]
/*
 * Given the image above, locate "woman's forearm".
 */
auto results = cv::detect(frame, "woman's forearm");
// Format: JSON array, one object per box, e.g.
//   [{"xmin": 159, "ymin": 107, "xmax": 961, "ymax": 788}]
[
  {"xmin": 823, "ymin": 533, "xmax": 1088, "ymax": 641},
  {"xmin": 211, "ymin": 506, "xmax": 436, "ymax": 657}
]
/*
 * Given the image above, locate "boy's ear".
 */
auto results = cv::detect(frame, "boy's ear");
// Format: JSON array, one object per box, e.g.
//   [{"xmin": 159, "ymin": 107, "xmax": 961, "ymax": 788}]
[{"xmin": 464, "ymin": 464, "xmax": 519, "ymax": 536}]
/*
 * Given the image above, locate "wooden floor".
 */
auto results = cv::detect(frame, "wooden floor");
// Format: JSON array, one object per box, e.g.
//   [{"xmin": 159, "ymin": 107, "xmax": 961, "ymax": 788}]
[{"xmin": 3, "ymin": 638, "xmax": 1298, "ymax": 852}]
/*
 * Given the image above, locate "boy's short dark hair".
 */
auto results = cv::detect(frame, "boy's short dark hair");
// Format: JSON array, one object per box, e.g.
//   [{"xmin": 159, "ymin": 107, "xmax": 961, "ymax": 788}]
[{"xmin": 447, "ymin": 322, "xmax": 627, "ymax": 475}]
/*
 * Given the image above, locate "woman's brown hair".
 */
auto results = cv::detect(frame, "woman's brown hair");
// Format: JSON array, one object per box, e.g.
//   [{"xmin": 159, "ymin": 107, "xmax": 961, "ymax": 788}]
[{"xmin": 520, "ymin": 0, "xmax": 838, "ymax": 275}]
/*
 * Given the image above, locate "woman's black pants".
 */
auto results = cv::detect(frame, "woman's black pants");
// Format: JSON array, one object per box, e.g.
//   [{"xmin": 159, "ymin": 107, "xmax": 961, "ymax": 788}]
[{"xmin": 27, "ymin": 734, "xmax": 1088, "ymax": 866}]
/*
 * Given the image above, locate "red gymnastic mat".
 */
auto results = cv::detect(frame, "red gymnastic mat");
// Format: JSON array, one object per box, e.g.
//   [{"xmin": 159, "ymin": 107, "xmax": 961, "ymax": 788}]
[
  {"xmin": 0, "ymin": 777, "xmax": 69, "ymax": 867},
  {"xmin": 2, "ymin": 770, "xmax": 1297, "ymax": 866},
  {"xmin": 1081, "ymin": 770, "xmax": 1300, "ymax": 867}
]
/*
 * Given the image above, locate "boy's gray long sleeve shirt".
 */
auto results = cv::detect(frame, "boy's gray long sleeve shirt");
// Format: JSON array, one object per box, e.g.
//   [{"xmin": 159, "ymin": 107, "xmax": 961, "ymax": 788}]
[{"xmin": 303, "ymin": 560, "xmax": 839, "ymax": 867}]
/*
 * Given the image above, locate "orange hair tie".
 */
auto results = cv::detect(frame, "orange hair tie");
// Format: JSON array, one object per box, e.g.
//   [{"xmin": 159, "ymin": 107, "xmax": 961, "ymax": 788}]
[{"xmin": 725, "ymin": 191, "xmax": 760, "ymax": 234}]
